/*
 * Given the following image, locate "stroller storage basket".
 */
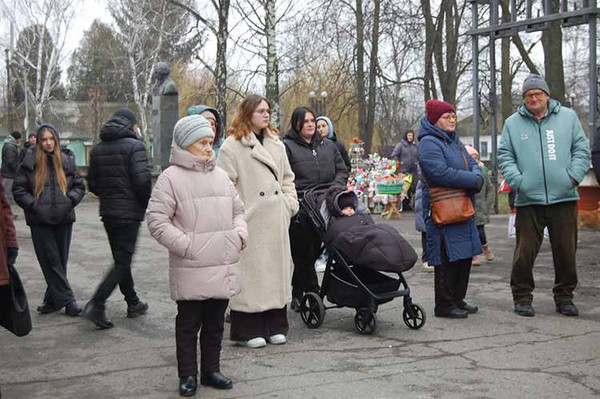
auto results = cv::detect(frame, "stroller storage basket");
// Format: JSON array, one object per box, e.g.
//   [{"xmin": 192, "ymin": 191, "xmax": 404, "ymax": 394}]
[{"xmin": 327, "ymin": 266, "xmax": 400, "ymax": 309}]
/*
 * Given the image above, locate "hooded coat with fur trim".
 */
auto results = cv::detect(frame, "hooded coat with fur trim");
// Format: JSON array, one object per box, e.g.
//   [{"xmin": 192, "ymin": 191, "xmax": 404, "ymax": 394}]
[
  {"xmin": 217, "ymin": 132, "xmax": 299, "ymax": 312},
  {"xmin": 324, "ymin": 186, "xmax": 417, "ymax": 273},
  {"xmin": 147, "ymin": 145, "xmax": 248, "ymax": 301}
]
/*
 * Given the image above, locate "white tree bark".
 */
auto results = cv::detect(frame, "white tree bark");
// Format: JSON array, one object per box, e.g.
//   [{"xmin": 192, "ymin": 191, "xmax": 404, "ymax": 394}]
[
  {"xmin": 109, "ymin": 0, "xmax": 188, "ymax": 145},
  {"xmin": 1, "ymin": 0, "xmax": 80, "ymax": 124},
  {"xmin": 264, "ymin": 0, "xmax": 280, "ymax": 127}
]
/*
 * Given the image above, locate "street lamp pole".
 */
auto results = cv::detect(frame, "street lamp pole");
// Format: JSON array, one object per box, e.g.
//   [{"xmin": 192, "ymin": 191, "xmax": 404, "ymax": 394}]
[{"xmin": 320, "ymin": 91, "xmax": 328, "ymax": 116}]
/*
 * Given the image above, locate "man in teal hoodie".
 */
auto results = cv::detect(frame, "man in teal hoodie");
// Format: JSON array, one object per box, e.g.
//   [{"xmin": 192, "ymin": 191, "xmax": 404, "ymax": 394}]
[{"xmin": 498, "ymin": 75, "xmax": 590, "ymax": 318}]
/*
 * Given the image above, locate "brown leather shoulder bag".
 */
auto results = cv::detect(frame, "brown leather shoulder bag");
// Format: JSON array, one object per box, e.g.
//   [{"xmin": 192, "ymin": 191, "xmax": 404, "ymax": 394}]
[{"xmin": 425, "ymin": 148, "xmax": 475, "ymax": 225}]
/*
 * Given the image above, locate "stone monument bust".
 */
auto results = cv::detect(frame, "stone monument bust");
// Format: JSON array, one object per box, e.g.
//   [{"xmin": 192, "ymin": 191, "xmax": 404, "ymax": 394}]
[{"xmin": 152, "ymin": 62, "xmax": 178, "ymax": 96}]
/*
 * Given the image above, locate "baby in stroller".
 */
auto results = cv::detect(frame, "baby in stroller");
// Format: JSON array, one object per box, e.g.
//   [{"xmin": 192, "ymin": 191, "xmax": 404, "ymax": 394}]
[{"xmin": 323, "ymin": 186, "xmax": 417, "ymax": 273}]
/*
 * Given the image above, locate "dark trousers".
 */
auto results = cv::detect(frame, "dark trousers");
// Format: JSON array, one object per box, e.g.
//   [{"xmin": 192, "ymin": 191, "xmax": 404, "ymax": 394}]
[
  {"xmin": 30, "ymin": 224, "xmax": 76, "ymax": 309},
  {"xmin": 421, "ymin": 232, "xmax": 428, "ymax": 262},
  {"xmin": 477, "ymin": 225, "xmax": 488, "ymax": 246},
  {"xmin": 290, "ymin": 210, "xmax": 321, "ymax": 299},
  {"xmin": 229, "ymin": 307, "xmax": 289, "ymax": 342},
  {"xmin": 92, "ymin": 219, "xmax": 141, "ymax": 307},
  {"xmin": 176, "ymin": 299, "xmax": 229, "ymax": 377},
  {"xmin": 511, "ymin": 201, "xmax": 578, "ymax": 305},
  {"xmin": 434, "ymin": 244, "xmax": 472, "ymax": 314}
]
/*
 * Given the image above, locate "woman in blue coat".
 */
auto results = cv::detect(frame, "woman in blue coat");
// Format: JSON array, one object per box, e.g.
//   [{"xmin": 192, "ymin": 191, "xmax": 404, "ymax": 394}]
[{"xmin": 417, "ymin": 100, "xmax": 484, "ymax": 319}]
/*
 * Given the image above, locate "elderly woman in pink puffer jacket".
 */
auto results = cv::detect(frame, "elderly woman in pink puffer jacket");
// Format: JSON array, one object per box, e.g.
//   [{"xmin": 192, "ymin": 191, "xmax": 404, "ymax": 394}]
[{"xmin": 147, "ymin": 115, "xmax": 248, "ymax": 397}]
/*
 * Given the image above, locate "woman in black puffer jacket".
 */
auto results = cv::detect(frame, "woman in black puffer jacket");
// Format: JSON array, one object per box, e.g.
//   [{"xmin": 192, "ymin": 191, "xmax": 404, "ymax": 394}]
[
  {"xmin": 13, "ymin": 124, "xmax": 86, "ymax": 317},
  {"xmin": 283, "ymin": 106, "xmax": 348, "ymax": 311}
]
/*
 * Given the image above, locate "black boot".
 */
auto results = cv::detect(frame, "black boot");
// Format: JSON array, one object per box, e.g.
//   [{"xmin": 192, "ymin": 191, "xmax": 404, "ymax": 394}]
[
  {"xmin": 200, "ymin": 371, "xmax": 233, "ymax": 389},
  {"xmin": 65, "ymin": 301, "xmax": 82, "ymax": 317},
  {"xmin": 179, "ymin": 375, "xmax": 197, "ymax": 397},
  {"xmin": 83, "ymin": 301, "xmax": 114, "ymax": 329},
  {"xmin": 290, "ymin": 297, "xmax": 301, "ymax": 313},
  {"xmin": 127, "ymin": 300, "xmax": 149, "ymax": 318}
]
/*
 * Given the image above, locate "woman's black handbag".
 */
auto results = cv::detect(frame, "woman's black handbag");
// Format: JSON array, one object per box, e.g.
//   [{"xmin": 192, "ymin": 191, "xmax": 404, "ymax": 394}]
[{"xmin": 0, "ymin": 265, "xmax": 32, "ymax": 337}]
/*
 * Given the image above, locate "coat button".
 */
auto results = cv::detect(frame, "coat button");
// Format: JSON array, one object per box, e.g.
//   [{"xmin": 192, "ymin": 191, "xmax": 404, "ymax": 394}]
[
  {"xmin": 260, "ymin": 192, "xmax": 265, "ymax": 196},
  {"xmin": 274, "ymin": 191, "xmax": 279, "ymax": 195}
]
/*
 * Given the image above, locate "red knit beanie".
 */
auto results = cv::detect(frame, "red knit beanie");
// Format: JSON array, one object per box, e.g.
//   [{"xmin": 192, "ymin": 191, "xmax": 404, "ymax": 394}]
[{"xmin": 425, "ymin": 99, "xmax": 455, "ymax": 125}]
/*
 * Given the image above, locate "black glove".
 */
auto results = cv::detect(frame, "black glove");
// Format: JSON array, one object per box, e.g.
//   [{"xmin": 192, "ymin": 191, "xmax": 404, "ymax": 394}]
[
  {"xmin": 6, "ymin": 247, "xmax": 18, "ymax": 266},
  {"xmin": 473, "ymin": 175, "xmax": 484, "ymax": 193}
]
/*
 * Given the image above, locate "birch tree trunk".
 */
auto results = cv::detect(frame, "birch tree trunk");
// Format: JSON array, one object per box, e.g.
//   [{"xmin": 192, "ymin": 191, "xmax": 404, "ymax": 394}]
[
  {"xmin": 215, "ymin": 0, "xmax": 230, "ymax": 130},
  {"xmin": 264, "ymin": 0, "xmax": 280, "ymax": 127}
]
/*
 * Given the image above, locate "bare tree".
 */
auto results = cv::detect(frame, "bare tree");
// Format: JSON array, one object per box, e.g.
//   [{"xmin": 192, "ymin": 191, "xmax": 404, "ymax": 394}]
[
  {"xmin": 168, "ymin": 0, "xmax": 230, "ymax": 129},
  {"xmin": 541, "ymin": 0, "xmax": 565, "ymax": 104},
  {"xmin": 1, "ymin": 0, "xmax": 80, "ymax": 124},
  {"xmin": 353, "ymin": 0, "xmax": 381, "ymax": 153},
  {"xmin": 231, "ymin": 0, "xmax": 297, "ymax": 127},
  {"xmin": 109, "ymin": 0, "xmax": 196, "ymax": 143}
]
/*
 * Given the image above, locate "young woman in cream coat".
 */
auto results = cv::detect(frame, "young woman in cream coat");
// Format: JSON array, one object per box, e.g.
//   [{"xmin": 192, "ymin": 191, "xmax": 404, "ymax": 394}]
[
  {"xmin": 218, "ymin": 94, "xmax": 299, "ymax": 348},
  {"xmin": 147, "ymin": 115, "xmax": 247, "ymax": 397}
]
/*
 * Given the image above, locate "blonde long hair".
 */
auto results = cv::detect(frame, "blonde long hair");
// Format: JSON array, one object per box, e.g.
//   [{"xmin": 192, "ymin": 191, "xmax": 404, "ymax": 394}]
[
  {"xmin": 227, "ymin": 94, "xmax": 279, "ymax": 140},
  {"xmin": 35, "ymin": 127, "xmax": 67, "ymax": 198}
]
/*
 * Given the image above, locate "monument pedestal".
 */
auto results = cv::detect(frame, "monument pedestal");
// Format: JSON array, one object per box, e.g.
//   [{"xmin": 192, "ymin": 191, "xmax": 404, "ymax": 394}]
[{"xmin": 151, "ymin": 94, "xmax": 178, "ymax": 171}]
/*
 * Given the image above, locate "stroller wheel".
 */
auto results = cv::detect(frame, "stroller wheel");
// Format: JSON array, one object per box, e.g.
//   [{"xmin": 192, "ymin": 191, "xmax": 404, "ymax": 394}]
[
  {"xmin": 403, "ymin": 303, "xmax": 426, "ymax": 330},
  {"xmin": 300, "ymin": 292, "xmax": 326, "ymax": 329},
  {"xmin": 354, "ymin": 308, "xmax": 377, "ymax": 335}
]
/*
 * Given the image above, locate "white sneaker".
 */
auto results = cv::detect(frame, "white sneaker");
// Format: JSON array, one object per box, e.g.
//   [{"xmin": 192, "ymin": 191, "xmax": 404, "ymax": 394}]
[
  {"xmin": 268, "ymin": 334, "xmax": 287, "ymax": 345},
  {"xmin": 240, "ymin": 337, "xmax": 266, "ymax": 348},
  {"xmin": 422, "ymin": 262, "xmax": 434, "ymax": 273}
]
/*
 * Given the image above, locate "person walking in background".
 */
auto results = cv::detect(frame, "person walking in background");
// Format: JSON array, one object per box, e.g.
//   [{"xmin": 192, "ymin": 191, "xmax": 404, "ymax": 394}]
[
  {"xmin": 2, "ymin": 131, "xmax": 22, "ymax": 205},
  {"xmin": 186, "ymin": 105, "xmax": 224, "ymax": 156},
  {"xmin": 284, "ymin": 106, "xmax": 348, "ymax": 312},
  {"xmin": 148, "ymin": 115, "xmax": 247, "ymax": 397},
  {"xmin": 391, "ymin": 130, "xmax": 419, "ymax": 210},
  {"xmin": 83, "ymin": 109, "xmax": 151, "ymax": 329},
  {"xmin": 218, "ymin": 95, "xmax": 298, "ymax": 348},
  {"xmin": 498, "ymin": 75, "xmax": 590, "ymax": 318},
  {"xmin": 316, "ymin": 116, "xmax": 352, "ymax": 170},
  {"xmin": 418, "ymin": 99, "xmax": 484, "ymax": 319},
  {"xmin": 465, "ymin": 145, "xmax": 494, "ymax": 266},
  {"xmin": 19, "ymin": 132, "xmax": 36, "ymax": 165},
  {"xmin": 413, "ymin": 179, "xmax": 433, "ymax": 272},
  {"xmin": 13, "ymin": 124, "xmax": 86, "ymax": 317}
]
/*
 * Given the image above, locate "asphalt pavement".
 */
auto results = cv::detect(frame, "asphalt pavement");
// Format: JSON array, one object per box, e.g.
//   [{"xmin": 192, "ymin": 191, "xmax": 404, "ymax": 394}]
[{"xmin": 1, "ymin": 200, "xmax": 599, "ymax": 399}]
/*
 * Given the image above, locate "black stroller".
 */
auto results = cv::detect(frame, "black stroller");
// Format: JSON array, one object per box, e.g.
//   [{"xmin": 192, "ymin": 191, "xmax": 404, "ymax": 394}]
[{"xmin": 298, "ymin": 185, "xmax": 426, "ymax": 334}]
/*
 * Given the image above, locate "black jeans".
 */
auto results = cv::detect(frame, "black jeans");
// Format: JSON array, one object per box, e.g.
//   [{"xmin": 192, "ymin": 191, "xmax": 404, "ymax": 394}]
[
  {"xmin": 434, "ymin": 243, "xmax": 472, "ymax": 314},
  {"xmin": 477, "ymin": 225, "xmax": 488, "ymax": 246},
  {"xmin": 511, "ymin": 201, "xmax": 578, "ymax": 305},
  {"xmin": 289, "ymin": 209, "xmax": 321, "ymax": 299},
  {"xmin": 92, "ymin": 219, "xmax": 141, "ymax": 307},
  {"xmin": 176, "ymin": 299, "xmax": 229, "ymax": 377},
  {"xmin": 30, "ymin": 224, "xmax": 76, "ymax": 309},
  {"xmin": 229, "ymin": 307, "xmax": 289, "ymax": 342}
]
